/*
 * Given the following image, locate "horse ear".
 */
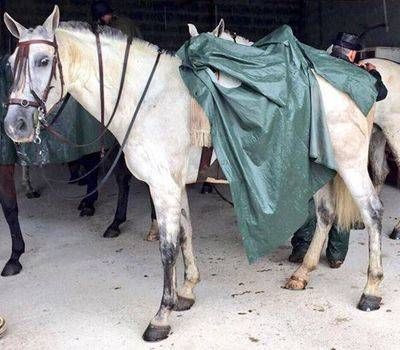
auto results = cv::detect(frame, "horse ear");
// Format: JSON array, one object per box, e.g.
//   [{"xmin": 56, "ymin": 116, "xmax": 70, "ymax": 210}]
[
  {"xmin": 4, "ymin": 12, "xmax": 27, "ymax": 39},
  {"xmin": 43, "ymin": 5, "xmax": 60, "ymax": 34},
  {"xmin": 212, "ymin": 19, "xmax": 225, "ymax": 37},
  {"xmin": 188, "ymin": 23, "xmax": 199, "ymax": 37}
]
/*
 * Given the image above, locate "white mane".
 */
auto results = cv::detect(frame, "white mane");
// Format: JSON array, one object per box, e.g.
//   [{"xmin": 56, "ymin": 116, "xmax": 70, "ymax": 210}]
[{"xmin": 57, "ymin": 21, "xmax": 162, "ymax": 56}]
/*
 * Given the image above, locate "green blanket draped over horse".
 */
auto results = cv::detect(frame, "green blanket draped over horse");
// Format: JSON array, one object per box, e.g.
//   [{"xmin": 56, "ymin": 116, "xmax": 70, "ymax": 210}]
[
  {"xmin": 0, "ymin": 55, "xmax": 114, "ymax": 165},
  {"xmin": 178, "ymin": 25, "xmax": 378, "ymax": 262}
]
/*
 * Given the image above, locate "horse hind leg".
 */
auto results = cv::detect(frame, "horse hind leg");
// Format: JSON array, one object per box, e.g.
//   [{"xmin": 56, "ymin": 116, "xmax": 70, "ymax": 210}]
[
  {"xmin": 173, "ymin": 188, "xmax": 200, "ymax": 311},
  {"xmin": 380, "ymin": 128, "xmax": 400, "ymax": 240},
  {"xmin": 145, "ymin": 187, "xmax": 159, "ymax": 241},
  {"xmin": 338, "ymin": 167, "xmax": 383, "ymax": 311},
  {"xmin": 369, "ymin": 127, "xmax": 389, "ymax": 193},
  {"xmin": 1, "ymin": 165, "xmax": 25, "ymax": 276},
  {"xmin": 143, "ymin": 184, "xmax": 182, "ymax": 342},
  {"xmin": 285, "ymin": 184, "xmax": 334, "ymax": 289}
]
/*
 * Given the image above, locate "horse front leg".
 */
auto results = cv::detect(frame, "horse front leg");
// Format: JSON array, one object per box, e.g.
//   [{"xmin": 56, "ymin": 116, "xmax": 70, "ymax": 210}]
[
  {"xmin": 0, "ymin": 164, "xmax": 25, "ymax": 276},
  {"xmin": 285, "ymin": 184, "xmax": 334, "ymax": 289},
  {"xmin": 78, "ymin": 152, "xmax": 100, "ymax": 217},
  {"xmin": 21, "ymin": 165, "xmax": 40, "ymax": 198},
  {"xmin": 174, "ymin": 188, "xmax": 199, "ymax": 311},
  {"xmin": 143, "ymin": 184, "xmax": 181, "ymax": 342},
  {"xmin": 103, "ymin": 154, "xmax": 132, "ymax": 238}
]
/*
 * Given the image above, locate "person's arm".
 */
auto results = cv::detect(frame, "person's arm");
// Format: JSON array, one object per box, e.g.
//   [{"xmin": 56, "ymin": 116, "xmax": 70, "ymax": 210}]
[
  {"xmin": 369, "ymin": 69, "xmax": 388, "ymax": 102},
  {"xmin": 359, "ymin": 63, "xmax": 388, "ymax": 102}
]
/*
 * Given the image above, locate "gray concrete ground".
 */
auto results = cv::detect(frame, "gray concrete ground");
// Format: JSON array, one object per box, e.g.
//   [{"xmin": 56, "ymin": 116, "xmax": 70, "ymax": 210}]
[{"xmin": 1, "ymin": 165, "xmax": 400, "ymax": 350}]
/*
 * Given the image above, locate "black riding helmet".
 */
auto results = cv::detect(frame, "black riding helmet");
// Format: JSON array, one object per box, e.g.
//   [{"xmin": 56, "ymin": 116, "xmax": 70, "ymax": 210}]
[
  {"xmin": 333, "ymin": 32, "xmax": 362, "ymax": 51},
  {"xmin": 91, "ymin": 1, "xmax": 113, "ymax": 20}
]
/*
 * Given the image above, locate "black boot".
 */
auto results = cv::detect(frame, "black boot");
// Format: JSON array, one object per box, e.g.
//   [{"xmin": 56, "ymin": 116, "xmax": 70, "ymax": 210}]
[{"xmin": 326, "ymin": 225, "xmax": 350, "ymax": 268}]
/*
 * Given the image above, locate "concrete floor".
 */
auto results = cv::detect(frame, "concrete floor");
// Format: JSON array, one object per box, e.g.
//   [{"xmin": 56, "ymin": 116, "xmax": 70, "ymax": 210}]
[{"xmin": 1, "ymin": 165, "xmax": 400, "ymax": 350}]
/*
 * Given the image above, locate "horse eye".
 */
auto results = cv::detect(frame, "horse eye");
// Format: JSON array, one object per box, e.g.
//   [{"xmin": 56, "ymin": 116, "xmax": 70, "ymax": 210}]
[{"xmin": 38, "ymin": 58, "xmax": 49, "ymax": 67}]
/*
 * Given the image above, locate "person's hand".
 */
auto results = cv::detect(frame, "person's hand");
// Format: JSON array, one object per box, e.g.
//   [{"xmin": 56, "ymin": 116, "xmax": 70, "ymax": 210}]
[{"xmin": 358, "ymin": 62, "xmax": 376, "ymax": 71}]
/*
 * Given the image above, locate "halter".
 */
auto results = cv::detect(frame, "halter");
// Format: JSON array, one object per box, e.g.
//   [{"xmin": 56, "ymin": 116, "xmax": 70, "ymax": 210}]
[{"xmin": 8, "ymin": 38, "xmax": 65, "ymax": 142}]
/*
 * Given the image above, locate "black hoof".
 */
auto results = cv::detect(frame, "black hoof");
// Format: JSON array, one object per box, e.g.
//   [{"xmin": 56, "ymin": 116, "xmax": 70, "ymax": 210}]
[
  {"xmin": 389, "ymin": 228, "xmax": 400, "ymax": 240},
  {"xmin": 142, "ymin": 324, "xmax": 171, "ymax": 342},
  {"xmin": 357, "ymin": 293, "xmax": 382, "ymax": 312},
  {"xmin": 288, "ymin": 251, "xmax": 305, "ymax": 264},
  {"xmin": 1, "ymin": 260, "xmax": 22, "ymax": 277},
  {"xmin": 328, "ymin": 260, "xmax": 343, "ymax": 269},
  {"xmin": 26, "ymin": 191, "xmax": 40, "ymax": 199},
  {"xmin": 103, "ymin": 226, "xmax": 121, "ymax": 238},
  {"xmin": 352, "ymin": 221, "xmax": 365, "ymax": 230},
  {"xmin": 80, "ymin": 205, "xmax": 95, "ymax": 217},
  {"xmin": 173, "ymin": 295, "xmax": 195, "ymax": 311}
]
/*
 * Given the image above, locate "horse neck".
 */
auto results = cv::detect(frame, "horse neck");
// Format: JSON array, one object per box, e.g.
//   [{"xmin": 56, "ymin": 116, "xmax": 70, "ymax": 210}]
[{"xmin": 55, "ymin": 28, "xmax": 184, "ymax": 135}]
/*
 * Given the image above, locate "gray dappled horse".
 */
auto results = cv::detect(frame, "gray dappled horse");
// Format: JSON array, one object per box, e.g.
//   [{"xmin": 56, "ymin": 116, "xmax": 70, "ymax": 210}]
[{"xmin": 3, "ymin": 7, "xmax": 385, "ymax": 342}]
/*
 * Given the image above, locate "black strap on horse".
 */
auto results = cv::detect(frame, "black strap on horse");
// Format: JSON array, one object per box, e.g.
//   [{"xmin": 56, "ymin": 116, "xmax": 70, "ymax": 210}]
[
  {"xmin": 44, "ymin": 32, "xmax": 133, "ymax": 149},
  {"xmin": 41, "ymin": 31, "xmax": 134, "ymax": 185},
  {"xmin": 41, "ymin": 51, "xmax": 162, "ymax": 200}
]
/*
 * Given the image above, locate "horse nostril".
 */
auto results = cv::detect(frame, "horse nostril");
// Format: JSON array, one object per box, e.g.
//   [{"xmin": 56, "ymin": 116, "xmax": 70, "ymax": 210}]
[{"xmin": 16, "ymin": 118, "xmax": 27, "ymax": 133}]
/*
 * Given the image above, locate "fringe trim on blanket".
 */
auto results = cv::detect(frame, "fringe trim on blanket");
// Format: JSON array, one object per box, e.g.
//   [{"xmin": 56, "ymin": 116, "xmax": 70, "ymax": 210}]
[{"xmin": 190, "ymin": 98, "xmax": 212, "ymax": 147}]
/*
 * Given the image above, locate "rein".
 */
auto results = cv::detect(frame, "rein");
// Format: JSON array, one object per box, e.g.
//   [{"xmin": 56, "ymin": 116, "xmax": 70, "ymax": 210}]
[
  {"xmin": 41, "ymin": 51, "xmax": 162, "ymax": 200},
  {"xmin": 41, "ymin": 31, "xmax": 133, "ymax": 149}
]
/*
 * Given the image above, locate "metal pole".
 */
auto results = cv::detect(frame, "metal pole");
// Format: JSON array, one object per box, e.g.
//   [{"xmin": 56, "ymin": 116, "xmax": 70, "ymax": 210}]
[
  {"xmin": 318, "ymin": 0, "xmax": 323, "ymax": 48},
  {"xmin": 383, "ymin": 0, "xmax": 389, "ymax": 32}
]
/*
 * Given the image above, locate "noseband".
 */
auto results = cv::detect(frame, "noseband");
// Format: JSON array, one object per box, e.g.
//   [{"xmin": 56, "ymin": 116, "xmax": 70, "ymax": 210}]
[{"xmin": 8, "ymin": 38, "xmax": 65, "ymax": 117}]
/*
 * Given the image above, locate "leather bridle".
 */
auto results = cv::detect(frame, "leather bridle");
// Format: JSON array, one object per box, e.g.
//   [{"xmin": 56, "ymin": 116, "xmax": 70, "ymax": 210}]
[{"xmin": 8, "ymin": 38, "xmax": 65, "ymax": 116}]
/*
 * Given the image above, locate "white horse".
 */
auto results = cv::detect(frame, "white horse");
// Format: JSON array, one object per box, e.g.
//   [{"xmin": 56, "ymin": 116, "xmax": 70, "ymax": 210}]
[
  {"xmin": 3, "ymin": 7, "xmax": 383, "ymax": 341},
  {"xmin": 363, "ymin": 58, "xmax": 400, "ymax": 238}
]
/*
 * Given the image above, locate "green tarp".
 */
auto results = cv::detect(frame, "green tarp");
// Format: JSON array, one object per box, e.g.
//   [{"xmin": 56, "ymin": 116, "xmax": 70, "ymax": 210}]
[
  {"xmin": 0, "ymin": 55, "xmax": 114, "ymax": 165},
  {"xmin": 177, "ymin": 25, "xmax": 378, "ymax": 262}
]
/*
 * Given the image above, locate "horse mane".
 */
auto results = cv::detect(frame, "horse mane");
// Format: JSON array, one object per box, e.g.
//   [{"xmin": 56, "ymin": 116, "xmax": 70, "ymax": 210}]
[{"xmin": 58, "ymin": 21, "xmax": 164, "ymax": 54}]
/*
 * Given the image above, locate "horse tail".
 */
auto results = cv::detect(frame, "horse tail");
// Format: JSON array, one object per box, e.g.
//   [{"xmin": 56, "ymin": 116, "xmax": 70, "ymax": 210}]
[{"xmin": 333, "ymin": 175, "xmax": 362, "ymax": 230}]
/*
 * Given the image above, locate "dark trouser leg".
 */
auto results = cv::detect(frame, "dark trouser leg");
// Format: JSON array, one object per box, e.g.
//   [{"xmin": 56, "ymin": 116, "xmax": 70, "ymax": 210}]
[
  {"xmin": 289, "ymin": 200, "xmax": 317, "ymax": 263},
  {"xmin": 326, "ymin": 224, "xmax": 350, "ymax": 268},
  {"xmin": 0, "ymin": 164, "xmax": 25, "ymax": 276}
]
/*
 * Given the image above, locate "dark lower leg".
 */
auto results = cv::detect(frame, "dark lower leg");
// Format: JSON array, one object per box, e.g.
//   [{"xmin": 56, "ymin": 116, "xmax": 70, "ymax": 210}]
[
  {"xmin": 326, "ymin": 225, "xmax": 350, "ymax": 268},
  {"xmin": 143, "ymin": 234, "xmax": 180, "ymax": 342},
  {"xmin": 145, "ymin": 186, "xmax": 159, "ymax": 241},
  {"xmin": 78, "ymin": 153, "xmax": 100, "ymax": 216},
  {"xmin": 289, "ymin": 200, "xmax": 316, "ymax": 263},
  {"xmin": 0, "ymin": 165, "xmax": 25, "ymax": 276},
  {"xmin": 104, "ymin": 155, "xmax": 131, "ymax": 238}
]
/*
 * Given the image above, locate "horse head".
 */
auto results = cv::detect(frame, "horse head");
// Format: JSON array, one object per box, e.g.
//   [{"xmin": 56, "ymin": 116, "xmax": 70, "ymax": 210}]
[
  {"xmin": 3, "ymin": 6, "xmax": 64, "ymax": 143},
  {"xmin": 188, "ymin": 19, "xmax": 254, "ymax": 46}
]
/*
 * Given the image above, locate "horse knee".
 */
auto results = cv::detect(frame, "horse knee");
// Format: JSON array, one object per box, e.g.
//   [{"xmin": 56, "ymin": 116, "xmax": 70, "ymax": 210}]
[
  {"xmin": 160, "ymin": 240, "xmax": 179, "ymax": 266},
  {"xmin": 365, "ymin": 197, "xmax": 383, "ymax": 227}
]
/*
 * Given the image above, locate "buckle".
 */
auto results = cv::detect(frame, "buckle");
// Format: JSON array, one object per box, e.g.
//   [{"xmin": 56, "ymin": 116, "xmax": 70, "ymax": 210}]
[{"xmin": 20, "ymin": 99, "xmax": 29, "ymax": 107}]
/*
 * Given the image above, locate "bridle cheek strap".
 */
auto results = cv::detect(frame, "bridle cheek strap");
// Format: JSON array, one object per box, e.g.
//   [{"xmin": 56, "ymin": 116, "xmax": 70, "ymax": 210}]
[{"xmin": 8, "ymin": 38, "xmax": 65, "ymax": 117}]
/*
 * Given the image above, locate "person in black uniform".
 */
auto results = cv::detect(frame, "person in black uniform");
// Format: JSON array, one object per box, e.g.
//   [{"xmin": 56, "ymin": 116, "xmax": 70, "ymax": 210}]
[{"xmin": 289, "ymin": 32, "xmax": 387, "ymax": 268}]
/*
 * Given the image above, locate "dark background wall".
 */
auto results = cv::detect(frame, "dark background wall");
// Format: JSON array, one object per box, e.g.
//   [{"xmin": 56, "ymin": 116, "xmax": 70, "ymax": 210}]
[
  {"xmin": 303, "ymin": 0, "xmax": 400, "ymax": 49},
  {"xmin": 0, "ymin": 0, "xmax": 399, "ymax": 54},
  {"xmin": 0, "ymin": 0, "xmax": 305, "ymax": 53}
]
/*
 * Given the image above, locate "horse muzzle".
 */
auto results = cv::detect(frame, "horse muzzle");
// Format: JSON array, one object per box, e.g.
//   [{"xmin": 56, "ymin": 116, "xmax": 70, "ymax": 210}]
[{"xmin": 4, "ymin": 106, "xmax": 35, "ymax": 143}]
